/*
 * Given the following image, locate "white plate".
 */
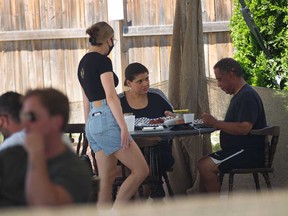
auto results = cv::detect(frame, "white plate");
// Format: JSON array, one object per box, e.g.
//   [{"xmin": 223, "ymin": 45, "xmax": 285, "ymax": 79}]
[{"xmin": 164, "ymin": 118, "xmax": 185, "ymax": 126}]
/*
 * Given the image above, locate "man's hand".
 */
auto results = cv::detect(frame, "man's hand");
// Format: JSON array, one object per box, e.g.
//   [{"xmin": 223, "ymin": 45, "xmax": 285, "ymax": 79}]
[
  {"xmin": 202, "ymin": 112, "xmax": 218, "ymax": 128},
  {"xmin": 24, "ymin": 133, "xmax": 46, "ymax": 157}
]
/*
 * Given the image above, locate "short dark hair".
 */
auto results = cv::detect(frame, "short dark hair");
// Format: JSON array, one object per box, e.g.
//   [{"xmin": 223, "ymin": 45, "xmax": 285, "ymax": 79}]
[
  {"xmin": 213, "ymin": 58, "xmax": 244, "ymax": 77},
  {"xmin": 124, "ymin": 62, "xmax": 149, "ymax": 86},
  {"xmin": 24, "ymin": 88, "xmax": 69, "ymax": 131},
  {"xmin": 0, "ymin": 91, "xmax": 23, "ymax": 123}
]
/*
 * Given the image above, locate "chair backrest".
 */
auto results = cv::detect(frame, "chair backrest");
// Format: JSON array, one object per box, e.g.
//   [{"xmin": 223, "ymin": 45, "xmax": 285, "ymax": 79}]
[
  {"xmin": 250, "ymin": 126, "xmax": 280, "ymax": 168},
  {"xmin": 64, "ymin": 124, "xmax": 98, "ymax": 175},
  {"xmin": 65, "ymin": 123, "xmax": 87, "ymax": 156}
]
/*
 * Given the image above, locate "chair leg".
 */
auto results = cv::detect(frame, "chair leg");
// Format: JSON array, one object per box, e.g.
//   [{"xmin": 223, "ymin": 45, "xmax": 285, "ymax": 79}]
[
  {"xmin": 228, "ymin": 173, "xmax": 234, "ymax": 194},
  {"xmin": 253, "ymin": 172, "xmax": 261, "ymax": 191},
  {"xmin": 219, "ymin": 172, "xmax": 224, "ymax": 187},
  {"xmin": 262, "ymin": 172, "xmax": 272, "ymax": 190},
  {"xmin": 90, "ymin": 148, "xmax": 98, "ymax": 176},
  {"xmin": 162, "ymin": 172, "xmax": 174, "ymax": 197}
]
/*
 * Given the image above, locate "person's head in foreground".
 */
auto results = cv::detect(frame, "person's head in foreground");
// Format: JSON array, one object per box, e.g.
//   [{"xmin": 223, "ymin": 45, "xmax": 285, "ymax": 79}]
[
  {"xmin": 0, "ymin": 91, "xmax": 23, "ymax": 139},
  {"xmin": 124, "ymin": 62, "xmax": 150, "ymax": 95},
  {"xmin": 213, "ymin": 57, "xmax": 245, "ymax": 95},
  {"xmin": 22, "ymin": 88, "xmax": 69, "ymax": 135}
]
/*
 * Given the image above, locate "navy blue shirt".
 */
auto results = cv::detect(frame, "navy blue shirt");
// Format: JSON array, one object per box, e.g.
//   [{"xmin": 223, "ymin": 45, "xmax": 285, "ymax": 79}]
[{"xmin": 220, "ymin": 84, "xmax": 267, "ymax": 151}]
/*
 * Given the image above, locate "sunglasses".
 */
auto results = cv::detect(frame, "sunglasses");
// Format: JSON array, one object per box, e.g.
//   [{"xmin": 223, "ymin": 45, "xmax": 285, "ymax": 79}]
[{"xmin": 21, "ymin": 111, "xmax": 37, "ymax": 122}]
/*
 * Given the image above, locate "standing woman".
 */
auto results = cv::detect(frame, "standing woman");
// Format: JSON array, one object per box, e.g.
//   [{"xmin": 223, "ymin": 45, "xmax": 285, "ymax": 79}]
[{"xmin": 77, "ymin": 22, "xmax": 149, "ymax": 206}]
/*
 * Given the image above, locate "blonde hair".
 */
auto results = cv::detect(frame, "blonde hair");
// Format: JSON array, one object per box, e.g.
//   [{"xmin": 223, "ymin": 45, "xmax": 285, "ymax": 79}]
[{"xmin": 86, "ymin": 22, "xmax": 114, "ymax": 45}]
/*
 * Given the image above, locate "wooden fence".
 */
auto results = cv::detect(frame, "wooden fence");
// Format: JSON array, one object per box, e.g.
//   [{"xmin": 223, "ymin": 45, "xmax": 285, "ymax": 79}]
[{"xmin": 0, "ymin": 0, "xmax": 233, "ymax": 121}]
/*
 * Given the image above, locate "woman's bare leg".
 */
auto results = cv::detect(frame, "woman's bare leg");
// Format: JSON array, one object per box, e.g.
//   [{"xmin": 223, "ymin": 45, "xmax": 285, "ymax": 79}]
[
  {"xmin": 95, "ymin": 150, "xmax": 118, "ymax": 205},
  {"xmin": 113, "ymin": 141, "xmax": 149, "ymax": 206}
]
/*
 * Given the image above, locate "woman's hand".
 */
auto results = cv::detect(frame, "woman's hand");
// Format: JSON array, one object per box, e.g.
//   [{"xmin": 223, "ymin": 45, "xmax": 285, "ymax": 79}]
[
  {"xmin": 164, "ymin": 111, "xmax": 176, "ymax": 118},
  {"xmin": 121, "ymin": 127, "xmax": 131, "ymax": 150}
]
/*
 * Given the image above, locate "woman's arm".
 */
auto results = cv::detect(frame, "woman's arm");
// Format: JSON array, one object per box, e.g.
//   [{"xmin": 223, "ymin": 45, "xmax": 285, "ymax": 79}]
[
  {"xmin": 81, "ymin": 89, "xmax": 90, "ymax": 123},
  {"xmin": 151, "ymin": 88, "xmax": 174, "ymax": 117},
  {"xmin": 101, "ymin": 72, "xmax": 130, "ymax": 149},
  {"xmin": 149, "ymin": 88, "xmax": 174, "ymax": 110}
]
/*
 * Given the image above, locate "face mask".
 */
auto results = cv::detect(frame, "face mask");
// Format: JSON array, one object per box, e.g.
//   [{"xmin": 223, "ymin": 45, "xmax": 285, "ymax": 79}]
[
  {"xmin": 105, "ymin": 37, "xmax": 115, "ymax": 56},
  {"xmin": 106, "ymin": 44, "xmax": 114, "ymax": 56}
]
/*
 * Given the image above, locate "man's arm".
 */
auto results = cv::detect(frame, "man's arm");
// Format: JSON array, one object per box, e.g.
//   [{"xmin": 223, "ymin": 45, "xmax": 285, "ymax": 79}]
[
  {"xmin": 202, "ymin": 112, "xmax": 253, "ymax": 135},
  {"xmin": 24, "ymin": 133, "xmax": 73, "ymax": 206}
]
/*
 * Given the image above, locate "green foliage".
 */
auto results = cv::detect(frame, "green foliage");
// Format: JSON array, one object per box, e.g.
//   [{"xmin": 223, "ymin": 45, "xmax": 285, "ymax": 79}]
[
  {"xmin": 211, "ymin": 131, "xmax": 221, "ymax": 152},
  {"xmin": 230, "ymin": 0, "xmax": 288, "ymax": 89},
  {"xmin": 212, "ymin": 142, "xmax": 221, "ymax": 152}
]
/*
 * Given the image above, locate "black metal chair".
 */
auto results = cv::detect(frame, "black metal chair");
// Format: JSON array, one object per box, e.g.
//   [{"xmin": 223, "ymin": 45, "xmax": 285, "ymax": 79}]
[
  {"xmin": 219, "ymin": 126, "xmax": 280, "ymax": 194},
  {"xmin": 64, "ymin": 123, "xmax": 98, "ymax": 175},
  {"xmin": 64, "ymin": 123, "xmax": 99, "ymax": 202}
]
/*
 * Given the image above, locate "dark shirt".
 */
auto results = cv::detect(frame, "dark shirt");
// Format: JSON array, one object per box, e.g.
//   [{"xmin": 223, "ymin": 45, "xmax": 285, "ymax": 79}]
[
  {"xmin": 220, "ymin": 84, "xmax": 267, "ymax": 151},
  {"xmin": 119, "ymin": 88, "xmax": 175, "ymax": 171},
  {"xmin": 0, "ymin": 146, "xmax": 92, "ymax": 207},
  {"xmin": 119, "ymin": 88, "xmax": 173, "ymax": 118},
  {"xmin": 78, "ymin": 52, "xmax": 119, "ymax": 101}
]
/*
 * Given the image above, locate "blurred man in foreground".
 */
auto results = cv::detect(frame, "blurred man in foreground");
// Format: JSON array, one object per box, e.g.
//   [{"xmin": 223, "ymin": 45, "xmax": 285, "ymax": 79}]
[{"xmin": 0, "ymin": 88, "xmax": 92, "ymax": 206}]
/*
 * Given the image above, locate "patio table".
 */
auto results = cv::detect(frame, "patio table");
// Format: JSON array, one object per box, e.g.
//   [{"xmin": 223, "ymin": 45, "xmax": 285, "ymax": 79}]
[{"xmin": 129, "ymin": 127, "xmax": 216, "ymax": 198}]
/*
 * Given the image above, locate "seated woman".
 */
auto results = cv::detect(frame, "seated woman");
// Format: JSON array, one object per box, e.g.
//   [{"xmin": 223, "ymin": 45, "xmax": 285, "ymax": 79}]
[{"xmin": 118, "ymin": 62, "xmax": 175, "ymax": 198}]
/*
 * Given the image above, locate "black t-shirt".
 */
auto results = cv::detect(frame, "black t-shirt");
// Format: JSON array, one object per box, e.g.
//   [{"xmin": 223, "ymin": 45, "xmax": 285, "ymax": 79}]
[
  {"xmin": 119, "ymin": 88, "xmax": 173, "ymax": 118},
  {"xmin": 220, "ymin": 84, "xmax": 267, "ymax": 151},
  {"xmin": 78, "ymin": 52, "xmax": 119, "ymax": 101},
  {"xmin": 119, "ymin": 88, "xmax": 175, "ymax": 169}
]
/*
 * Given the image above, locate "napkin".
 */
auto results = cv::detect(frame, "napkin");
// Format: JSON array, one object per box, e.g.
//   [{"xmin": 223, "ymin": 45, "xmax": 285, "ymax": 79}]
[{"xmin": 142, "ymin": 126, "xmax": 164, "ymax": 132}]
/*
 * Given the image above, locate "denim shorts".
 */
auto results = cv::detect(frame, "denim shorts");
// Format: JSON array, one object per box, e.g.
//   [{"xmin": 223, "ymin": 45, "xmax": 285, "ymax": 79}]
[{"xmin": 85, "ymin": 99, "xmax": 125, "ymax": 156}]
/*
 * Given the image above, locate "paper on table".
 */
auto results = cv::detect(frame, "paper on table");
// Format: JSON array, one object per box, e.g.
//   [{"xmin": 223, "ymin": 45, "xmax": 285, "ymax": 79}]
[{"xmin": 142, "ymin": 126, "xmax": 164, "ymax": 132}]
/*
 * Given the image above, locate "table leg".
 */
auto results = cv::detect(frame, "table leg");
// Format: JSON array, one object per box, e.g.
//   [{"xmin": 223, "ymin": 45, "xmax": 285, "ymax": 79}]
[{"xmin": 149, "ymin": 145, "xmax": 165, "ymax": 198}]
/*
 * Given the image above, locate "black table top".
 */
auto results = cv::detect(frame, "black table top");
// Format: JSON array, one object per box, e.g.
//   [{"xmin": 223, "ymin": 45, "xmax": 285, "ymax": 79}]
[{"xmin": 130, "ymin": 127, "xmax": 216, "ymax": 139}]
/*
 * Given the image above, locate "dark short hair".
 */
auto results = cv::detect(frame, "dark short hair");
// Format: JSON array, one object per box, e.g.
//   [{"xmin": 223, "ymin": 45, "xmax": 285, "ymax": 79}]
[
  {"xmin": 24, "ymin": 88, "xmax": 69, "ymax": 131},
  {"xmin": 0, "ymin": 91, "xmax": 23, "ymax": 122},
  {"xmin": 124, "ymin": 62, "xmax": 149, "ymax": 86},
  {"xmin": 213, "ymin": 58, "xmax": 244, "ymax": 77}
]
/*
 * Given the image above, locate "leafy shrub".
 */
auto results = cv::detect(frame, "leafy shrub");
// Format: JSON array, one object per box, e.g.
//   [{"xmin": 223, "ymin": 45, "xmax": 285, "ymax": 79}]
[{"xmin": 230, "ymin": 0, "xmax": 288, "ymax": 89}]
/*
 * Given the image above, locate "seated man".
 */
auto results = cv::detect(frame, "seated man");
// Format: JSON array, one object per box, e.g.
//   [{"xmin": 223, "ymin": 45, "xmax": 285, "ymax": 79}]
[
  {"xmin": 119, "ymin": 62, "xmax": 175, "ymax": 198},
  {"xmin": 198, "ymin": 58, "xmax": 267, "ymax": 193},
  {"xmin": 0, "ymin": 88, "xmax": 92, "ymax": 206},
  {"xmin": 0, "ymin": 92, "xmax": 24, "ymax": 147},
  {"xmin": 0, "ymin": 91, "xmax": 71, "ymax": 151}
]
